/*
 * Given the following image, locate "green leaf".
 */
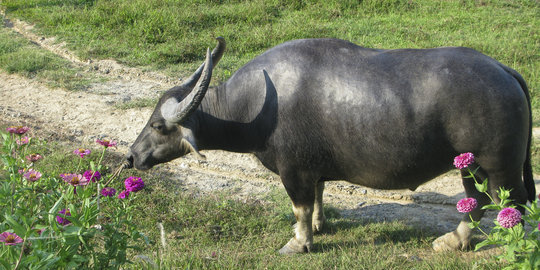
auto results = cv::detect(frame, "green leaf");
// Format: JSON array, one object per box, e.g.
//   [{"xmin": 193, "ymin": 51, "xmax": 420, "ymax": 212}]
[
  {"xmin": 48, "ymin": 194, "xmax": 64, "ymax": 225},
  {"xmin": 475, "ymin": 181, "xmax": 488, "ymax": 193},
  {"xmin": 481, "ymin": 204, "xmax": 500, "ymax": 210},
  {"xmin": 0, "ymin": 257, "xmax": 11, "ymax": 270},
  {"xmin": 4, "ymin": 214, "xmax": 26, "ymax": 236},
  {"xmin": 474, "ymin": 239, "xmax": 492, "ymax": 251}
]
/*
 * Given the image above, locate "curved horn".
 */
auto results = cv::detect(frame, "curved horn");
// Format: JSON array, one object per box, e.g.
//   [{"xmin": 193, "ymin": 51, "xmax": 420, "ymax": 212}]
[
  {"xmin": 167, "ymin": 47, "xmax": 213, "ymax": 123},
  {"xmin": 181, "ymin": 37, "xmax": 225, "ymax": 88}
]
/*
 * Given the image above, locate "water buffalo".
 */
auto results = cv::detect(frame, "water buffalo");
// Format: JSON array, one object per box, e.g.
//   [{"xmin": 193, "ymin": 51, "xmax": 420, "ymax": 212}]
[{"xmin": 125, "ymin": 37, "xmax": 535, "ymax": 254}]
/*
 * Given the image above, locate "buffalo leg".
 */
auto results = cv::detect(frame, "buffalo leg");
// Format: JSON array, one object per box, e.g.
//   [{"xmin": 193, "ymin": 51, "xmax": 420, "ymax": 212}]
[
  {"xmin": 278, "ymin": 170, "xmax": 317, "ymax": 254},
  {"xmin": 313, "ymin": 180, "xmax": 326, "ymax": 234},
  {"xmin": 433, "ymin": 168, "xmax": 490, "ymax": 251},
  {"xmin": 433, "ymin": 167, "xmax": 528, "ymax": 251}
]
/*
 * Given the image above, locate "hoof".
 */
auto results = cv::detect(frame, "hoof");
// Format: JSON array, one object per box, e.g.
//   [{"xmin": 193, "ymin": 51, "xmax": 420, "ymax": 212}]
[
  {"xmin": 278, "ymin": 238, "xmax": 312, "ymax": 255},
  {"xmin": 313, "ymin": 218, "xmax": 325, "ymax": 234},
  {"xmin": 432, "ymin": 231, "xmax": 469, "ymax": 251}
]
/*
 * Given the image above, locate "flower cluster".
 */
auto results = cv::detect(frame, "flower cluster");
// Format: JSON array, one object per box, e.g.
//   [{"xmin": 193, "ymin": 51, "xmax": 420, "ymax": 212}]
[
  {"xmin": 114, "ymin": 177, "xmax": 145, "ymax": 199},
  {"xmin": 453, "ymin": 152, "xmax": 475, "ymax": 169},
  {"xmin": 16, "ymin": 136, "xmax": 30, "ymax": 145},
  {"xmin": 6, "ymin": 126, "xmax": 29, "ymax": 135},
  {"xmin": 456, "ymin": 197, "xmax": 477, "ymax": 213},
  {"xmin": 96, "ymin": 139, "xmax": 117, "ymax": 148},
  {"xmin": 60, "ymin": 173, "xmax": 89, "ymax": 187},
  {"xmin": 83, "ymin": 170, "xmax": 101, "ymax": 182},
  {"xmin": 453, "ymin": 152, "xmax": 539, "ymax": 268},
  {"xmin": 496, "ymin": 207, "xmax": 522, "ymax": 229},
  {"xmin": 73, "ymin": 148, "xmax": 91, "ymax": 158},
  {"xmin": 0, "ymin": 232, "xmax": 23, "ymax": 245},
  {"xmin": 100, "ymin": 187, "xmax": 117, "ymax": 197},
  {"xmin": 56, "ymin": 209, "xmax": 71, "ymax": 226},
  {"xmin": 23, "ymin": 169, "xmax": 42, "ymax": 182},
  {"xmin": 124, "ymin": 176, "xmax": 144, "ymax": 192},
  {"xmin": 26, "ymin": 153, "xmax": 43, "ymax": 162}
]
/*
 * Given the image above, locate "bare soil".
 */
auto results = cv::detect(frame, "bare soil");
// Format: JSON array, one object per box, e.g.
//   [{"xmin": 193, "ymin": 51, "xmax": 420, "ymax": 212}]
[{"xmin": 1, "ymin": 15, "xmax": 539, "ymax": 241}]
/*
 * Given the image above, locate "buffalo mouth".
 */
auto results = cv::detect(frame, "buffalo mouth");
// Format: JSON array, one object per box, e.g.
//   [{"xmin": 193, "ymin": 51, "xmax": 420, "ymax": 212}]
[{"xmin": 124, "ymin": 153, "xmax": 134, "ymax": 169}]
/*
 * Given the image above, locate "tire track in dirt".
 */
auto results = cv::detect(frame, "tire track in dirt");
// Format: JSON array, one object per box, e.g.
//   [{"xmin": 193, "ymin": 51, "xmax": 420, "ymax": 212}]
[{"xmin": 1, "ymin": 13, "xmax": 539, "ymax": 237}]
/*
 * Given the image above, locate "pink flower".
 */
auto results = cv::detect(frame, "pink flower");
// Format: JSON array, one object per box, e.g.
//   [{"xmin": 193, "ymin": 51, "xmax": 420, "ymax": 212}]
[
  {"xmin": 6, "ymin": 126, "xmax": 29, "ymax": 135},
  {"xmin": 101, "ymin": 187, "xmax": 117, "ymax": 197},
  {"xmin": 96, "ymin": 139, "xmax": 117, "ymax": 148},
  {"xmin": 0, "ymin": 232, "xmax": 23, "ymax": 245},
  {"xmin": 497, "ymin": 208, "xmax": 522, "ymax": 228},
  {"xmin": 73, "ymin": 148, "xmax": 91, "ymax": 158},
  {"xmin": 453, "ymin": 152, "xmax": 475, "ymax": 169},
  {"xmin": 83, "ymin": 170, "xmax": 101, "ymax": 182},
  {"xmin": 26, "ymin": 153, "xmax": 43, "ymax": 162},
  {"xmin": 60, "ymin": 173, "xmax": 89, "ymax": 186},
  {"xmin": 124, "ymin": 176, "xmax": 144, "ymax": 192},
  {"xmin": 456, "ymin": 197, "xmax": 478, "ymax": 213},
  {"xmin": 118, "ymin": 190, "xmax": 130, "ymax": 199},
  {"xmin": 56, "ymin": 209, "xmax": 71, "ymax": 225},
  {"xmin": 23, "ymin": 169, "xmax": 42, "ymax": 182},
  {"xmin": 16, "ymin": 136, "xmax": 30, "ymax": 145}
]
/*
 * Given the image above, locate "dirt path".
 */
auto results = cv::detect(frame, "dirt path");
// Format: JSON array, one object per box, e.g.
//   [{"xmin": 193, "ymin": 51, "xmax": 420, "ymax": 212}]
[{"xmin": 1, "ymin": 15, "xmax": 538, "ymax": 238}]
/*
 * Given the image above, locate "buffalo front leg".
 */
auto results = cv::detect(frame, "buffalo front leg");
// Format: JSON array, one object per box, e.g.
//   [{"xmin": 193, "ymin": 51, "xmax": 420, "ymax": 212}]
[{"xmin": 278, "ymin": 170, "xmax": 317, "ymax": 254}]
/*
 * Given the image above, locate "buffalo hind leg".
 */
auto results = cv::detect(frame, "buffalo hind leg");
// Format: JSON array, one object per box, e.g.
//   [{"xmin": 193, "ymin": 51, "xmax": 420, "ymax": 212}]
[
  {"xmin": 433, "ymin": 168, "xmax": 490, "ymax": 251},
  {"xmin": 313, "ymin": 180, "xmax": 326, "ymax": 234},
  {"xmin": 433, "ymin": 167, "xmax": 528, "ymax": 251},
  {"xmin": 278, "ymin": 170, "xmax": 317, "ymax": 254}
]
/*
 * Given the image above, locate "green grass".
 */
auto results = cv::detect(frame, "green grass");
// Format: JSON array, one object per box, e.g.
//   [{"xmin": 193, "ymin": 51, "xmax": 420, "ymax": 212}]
[
  {"xmin": 1, "ymin": 0, "xmax": 537, "ymax": 98},
  {"xmin": 0, "ymin": 25, "xmax": 98, "ymax": 91}
]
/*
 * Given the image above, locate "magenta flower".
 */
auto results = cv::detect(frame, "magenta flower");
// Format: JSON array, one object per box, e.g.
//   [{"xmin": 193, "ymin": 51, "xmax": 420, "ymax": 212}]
[
  {"xmin": 6, "ymin": 126, "xmax": 29, "ymax": 135},
  {"xmin": 0, "ymin": 232, "xmax": 23, "ymax": 245},
  {"xmin": 453, "ymin": 152, "xmax": 475, "ymax": 169},
  {"xmin": 60, "ymin": 173, "xmax": 89, "ymax": 186},
  {"xmin": 26, "ymin": 153, "xmax": 43, "ymax": 162},
  {"xmin": 56, "ymin": 209, "xmax": 71, "ymax": 226},
  {"xmin": 16, "ymin": 136, "xmax": 30, "ymax": 145},
  {"xmin": 96, "ymin": 139, "xmax": 117, "ymax": 148},
  {"xmin": 497, "ymin": 208, "xmax": 522, "ymax": 228},
  {"xmin": 83, "ymin": 170, "xmax": 101, "ymax": 182},
  {"xmin": 118, "ymin": 190, "xmax": 130, "ymax": 199},
  {"xmin": 456, "ymin": 197, "xmax": 478, "ymax": 213},
  {"xmin": 124, "ymin": 176, "xmax": 144, "ymax": 192},
  {"xmin": 73, "ymin": 148, "xmax": 91, "ymax": 158},
  {"xmin": 18, "ymin": 168, "xmax": 27, "ymax": 175},
  {"xmin": 23, "ymin": 169, "xmax": 42, "ymax": 182},
  {"xmin": 101, "ymin": 187, "xmax": 117, "ymax": 197}
]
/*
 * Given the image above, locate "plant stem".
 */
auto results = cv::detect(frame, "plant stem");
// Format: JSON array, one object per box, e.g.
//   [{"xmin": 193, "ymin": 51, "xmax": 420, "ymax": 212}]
[{"xmin": 13, "ymin": 238, "xmax": 26, "ymax": 270}]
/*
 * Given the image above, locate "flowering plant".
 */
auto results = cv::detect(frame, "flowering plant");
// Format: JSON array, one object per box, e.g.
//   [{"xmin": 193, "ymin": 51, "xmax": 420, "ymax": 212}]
[
  {"xmin": 454, "ymin": 153, "xmax": 540, "ymax": 269},
  {"xmin": 0, "ymin": 126, "xmax": 148, "ymax": 268}
]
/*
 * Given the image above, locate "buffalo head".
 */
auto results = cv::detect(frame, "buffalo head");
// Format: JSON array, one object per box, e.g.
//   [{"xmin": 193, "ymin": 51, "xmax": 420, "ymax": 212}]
[{"xmin": 125, "ymin": 37, "xmax": 225, "ymax": 170}]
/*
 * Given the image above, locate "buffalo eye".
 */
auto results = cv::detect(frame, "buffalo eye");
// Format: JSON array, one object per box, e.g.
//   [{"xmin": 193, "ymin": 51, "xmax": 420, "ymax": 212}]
[{"xmin": 150, "ymin": 121, "xmax": 166, "ymax": 133}]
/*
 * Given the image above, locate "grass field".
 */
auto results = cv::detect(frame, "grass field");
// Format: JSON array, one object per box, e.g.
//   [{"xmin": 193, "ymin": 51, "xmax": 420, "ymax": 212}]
[
  {"xmin": 1, "ymin": 0, "xmax": 538, "ymax": 95},
  {"xmin": 0, "ymin": 0, "xmax": 538, "ymax": 268}
]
